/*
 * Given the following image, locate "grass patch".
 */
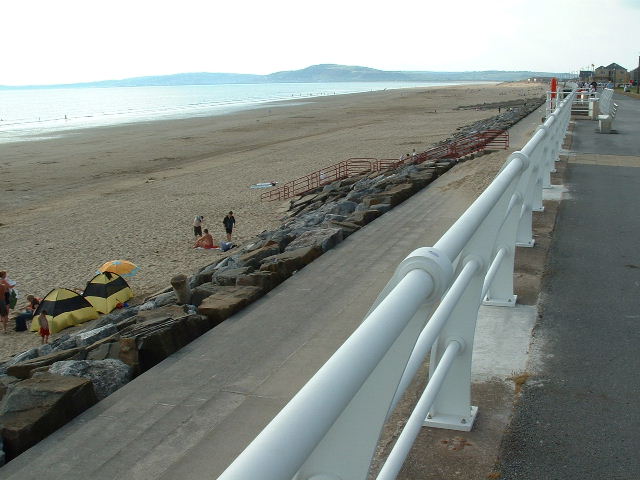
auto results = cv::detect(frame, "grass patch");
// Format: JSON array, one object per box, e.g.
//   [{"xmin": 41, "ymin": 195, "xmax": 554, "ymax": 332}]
[{"xmin": 615, "ymin": 87, "xmax": 640, "ymax": 99}]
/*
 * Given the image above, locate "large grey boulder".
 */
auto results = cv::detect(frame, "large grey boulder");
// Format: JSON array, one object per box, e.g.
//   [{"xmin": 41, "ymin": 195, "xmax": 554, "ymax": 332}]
[
  {"xmin": 299, "ymin": 211, "xmax": 326, "ymax": 227},
  {"xmin": 324, "ymin": 214, "xmax": 347, "ymax": 223},
  {"xmin": 85, "ymin": 337, "xmax": 121, "ymax": 362},
  {"xmin": 36, "ymin": 344, "xmax": 53, "ymax": 357},
  {"xmin": 370, "ymin": 203, "xmax": 392, "ymax": 214},
  {"xmin": 75, "ymin": 324, "xmax": 119, "ymax": 347},
  {"xmin": 190, "ymin": 282, "xmax": 220, "ymax": 306},
  {"xmin": 0, "ymin": 376, "xmax": 20, "ymax": 402},
  {"xmin": 285, "ymin": 227, "xmax": 344, "ymax": 252},
  {"xmin": 6, "ymin": 348, "xmax": 86, "ymax": 379},
  {"xmin": 49, "ymin": 334, "xmax": 78, "ymax": 352},
  {"xmin": 213, "ymin": 267, "xmax": 252, "ymax": 286},
  {"xmin": 4, "ymin": 348, "xmax": 40, "ymax": 368},
  {"xmin": 260, "ymin": 245, "xmax": 324, "ymax": 277},
  {"xmin": 346, "ymin": 209, "xmax": 383, "ymax": 226},
  {"xmin": 119, "ymin": 314, "xmax": 210, "ymax": 372},
  {"xmin": 0, "ymin": 373, "xmax": 97, "ymax": 461},
  {"xmin": 92, "ymin": 306, "xmax": 140, "ymax": 330},
  {"xmin": 192, "ymin": 261, "xmax": 223, "ymax": 286},
  {"xmin": 326, "ymin": 199, "xmax": 358, "ymax": 216},
  {"xmin": 236, "ymin": 242, "xmax": 281, "ymax": 268},
  {"xmin": 236, "ymin": 271, "xmax": 284, "ymax": 293},
  {"xmin": 197, "ymin": 286, "xmax": 264, "ymax": 326},
  {"xmin": 152, "ymin": 290, "xmax": 178, "ymax": 307},
  {"xmin": 48, "ymin": 359, "xmax": 132, "ymax": 400},
  {"xmin": 258, "ymin": 228, "xmax": 295, "ymax": 250}
]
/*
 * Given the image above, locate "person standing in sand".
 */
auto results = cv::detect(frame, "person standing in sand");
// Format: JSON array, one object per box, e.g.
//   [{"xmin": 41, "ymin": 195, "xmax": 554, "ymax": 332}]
[
  {"xmin": 0, "ymin": 281, "xmax": 9, "ymax": 333},
  {"xmin": 0, "ymin": 270, "xmax": 16, "ymax": 314},
  {"xmin": 38, "ymin": 311, "xmax": 50, "ymax": 344},
  {"xmin": 223, "ymin": 211, "xmax": 236, "ymax": 242},
  {"xmin": 193, "ymin": 215, "xmax": 204, "ymax": 238}
]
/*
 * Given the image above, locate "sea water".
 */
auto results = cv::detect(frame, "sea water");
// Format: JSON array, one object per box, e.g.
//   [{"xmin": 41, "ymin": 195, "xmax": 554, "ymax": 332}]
[{"xmin": 0, "ymin": 81, "xmax": 470, "ymax": 144}]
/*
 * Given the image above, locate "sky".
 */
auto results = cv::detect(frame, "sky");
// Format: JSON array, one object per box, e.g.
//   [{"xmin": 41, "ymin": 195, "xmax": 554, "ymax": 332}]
[{"xmin": 3, "ymin": 0, "xmax": 640, "ymax": 86}]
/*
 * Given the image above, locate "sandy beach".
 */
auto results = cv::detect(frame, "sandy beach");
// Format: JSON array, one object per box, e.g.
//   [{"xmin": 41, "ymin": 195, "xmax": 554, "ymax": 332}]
[{"xmin": 0, "ymin": 81, "xmax": 546, "ymax": 359}]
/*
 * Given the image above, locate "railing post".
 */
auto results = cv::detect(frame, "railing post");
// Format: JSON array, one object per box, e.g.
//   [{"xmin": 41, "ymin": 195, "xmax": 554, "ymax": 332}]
[
  {"xmin": 482, "ymin": 190, "xmax": 523, "ymax": 306},
  {"xmin": 515, "ymin": 148, "xmax": 537, "ymax": 247},
  {"xmin": 532, "ymin": 127, "xmax": 546, "ymax": 212},
  {"xmin": 423, "ymin": 259, "xmax": 481, "ymax": 431}
]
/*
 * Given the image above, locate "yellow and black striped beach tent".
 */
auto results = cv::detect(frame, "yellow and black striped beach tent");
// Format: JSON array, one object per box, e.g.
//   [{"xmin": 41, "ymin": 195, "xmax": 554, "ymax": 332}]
[
  {"xmin": 83, "ymin": 271, "xmax": 133, "ymax": 314},
  {"xmin": 31, "ymin": 288, "xmax": 100, "ymax": 334}
]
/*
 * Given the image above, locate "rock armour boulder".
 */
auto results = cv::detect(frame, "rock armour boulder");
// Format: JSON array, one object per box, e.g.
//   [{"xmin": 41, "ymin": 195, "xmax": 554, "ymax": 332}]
[{"xmin": 0, "ymin": 373, "xmax": 97, "ymax": 461}]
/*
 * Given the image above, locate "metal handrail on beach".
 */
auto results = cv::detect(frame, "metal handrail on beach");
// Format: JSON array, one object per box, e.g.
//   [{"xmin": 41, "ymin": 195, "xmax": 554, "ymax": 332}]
[
  {"xmin": 220, "ymin": 88, "xmax": 575, "ymax": 479},
  {"xmin": 260, "ymin": 130, "xmax": 509, "ymax": 202}
]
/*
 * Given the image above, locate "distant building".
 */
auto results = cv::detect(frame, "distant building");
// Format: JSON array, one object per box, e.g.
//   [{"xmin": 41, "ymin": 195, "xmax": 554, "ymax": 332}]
[
  {"xmin": 579, "ymin": 70, "xmax": 594, "ymax": 82},
  {"xmin": 594, "ymin": 63, "xmax": 629, "ymax": 85}
]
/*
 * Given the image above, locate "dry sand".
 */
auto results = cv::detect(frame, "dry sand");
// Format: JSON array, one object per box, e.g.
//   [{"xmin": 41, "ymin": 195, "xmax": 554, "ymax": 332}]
[{"xmin": 0, "ymin": 81, "xmax": 546, "ymax": 359}]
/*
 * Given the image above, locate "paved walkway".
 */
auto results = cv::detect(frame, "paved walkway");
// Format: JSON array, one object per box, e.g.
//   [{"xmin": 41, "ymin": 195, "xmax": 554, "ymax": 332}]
[
  {"xmin": 497, "ymin": 93, "xmax": 640, "ymax": 479},
  {"xmin": 0, "ymin": 107, "xmax": 544, "ymax": 479}
]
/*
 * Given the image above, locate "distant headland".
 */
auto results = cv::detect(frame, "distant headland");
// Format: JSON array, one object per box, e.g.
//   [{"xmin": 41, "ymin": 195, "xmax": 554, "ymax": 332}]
[{"xmin": 0, "ymin": 64, "xmax": 566, "ymax": 90}]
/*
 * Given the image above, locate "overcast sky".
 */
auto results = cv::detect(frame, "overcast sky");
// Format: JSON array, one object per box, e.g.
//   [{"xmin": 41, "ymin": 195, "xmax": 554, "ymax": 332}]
[{"xmin": 3, "ymin": 0, "xmax": 640, "ymax": 86}]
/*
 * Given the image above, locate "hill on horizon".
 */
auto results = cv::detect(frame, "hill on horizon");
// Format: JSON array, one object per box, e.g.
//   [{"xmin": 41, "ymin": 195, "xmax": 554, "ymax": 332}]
[{"xmin": 0, "ymin": 64, "xmax": 566, "ymax": 89}]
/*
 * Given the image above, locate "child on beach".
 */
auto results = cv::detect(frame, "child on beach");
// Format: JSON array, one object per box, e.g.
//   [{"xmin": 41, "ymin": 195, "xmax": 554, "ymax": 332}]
[{"xmin": 38, "ymin": 311, "xmax": 50, "ymax": 344}]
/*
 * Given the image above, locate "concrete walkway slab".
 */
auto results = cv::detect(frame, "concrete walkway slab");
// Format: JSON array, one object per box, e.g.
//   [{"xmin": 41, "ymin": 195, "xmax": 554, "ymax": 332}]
[{"xmin": 472, "ymin": 304, "xmax": 537, "ymax": 383}]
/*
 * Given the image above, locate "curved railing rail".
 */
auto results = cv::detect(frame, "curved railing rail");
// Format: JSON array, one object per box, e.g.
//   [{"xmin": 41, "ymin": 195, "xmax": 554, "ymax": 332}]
[{"xmin": 219, "ymin": 88, "xmax": 575, "ymax": 480}]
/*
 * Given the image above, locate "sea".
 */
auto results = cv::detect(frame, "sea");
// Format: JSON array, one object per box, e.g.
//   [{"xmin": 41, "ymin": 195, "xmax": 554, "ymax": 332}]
[{"xmin": 0, "ymin": 81, "xmax": 475, "ymax": 144}]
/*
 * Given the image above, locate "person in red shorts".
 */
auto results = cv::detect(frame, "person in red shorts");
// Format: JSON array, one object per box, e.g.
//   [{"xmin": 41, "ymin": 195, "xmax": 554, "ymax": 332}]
[
  {"xmin": 193, "ymin": 229, "xmax": 215, "ymax": 249},
  {"xmin": 38, "ymin": 311, "xmax": 50, "ymax": 344}
]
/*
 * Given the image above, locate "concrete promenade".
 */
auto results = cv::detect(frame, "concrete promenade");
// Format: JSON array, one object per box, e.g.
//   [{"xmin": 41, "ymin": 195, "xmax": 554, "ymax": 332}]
[
  {"xmin": 496, "ymin": 93, "xmax": 640, "ymax": 479},
  {"xmin": 3, "ymin": 93, "xmax": 635, "ymax": 479}
]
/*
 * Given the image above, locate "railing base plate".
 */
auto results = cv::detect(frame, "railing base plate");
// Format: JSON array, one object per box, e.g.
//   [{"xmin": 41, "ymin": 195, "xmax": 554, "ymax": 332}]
[
  {"xmin": 516, "ymin": 239, "xmax": 535, "ymax": 248},
  {"xmin": 483, "ymin": 294, "xmax": 517, "ymax": 307},
  {"xmin": 423, "ymin": 406, "xmax": 478, "ymax": 432}
]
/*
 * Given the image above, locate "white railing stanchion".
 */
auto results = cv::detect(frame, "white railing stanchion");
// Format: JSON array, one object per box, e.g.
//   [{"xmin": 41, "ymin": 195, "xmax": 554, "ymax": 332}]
[
  {"xmin": 377, "ymin": 340, "xmax": 462, "ymax": 480},
  {"xmin": 423, "ymin": 257, "xmax": 483, "ymax": 431},
  {"xmin": 390, "ymin": 259, "xmax": 481, "ymax": 412},
  {"xmin": 514, "ymin": 151, "xmax": 536, "ymax": 247}
]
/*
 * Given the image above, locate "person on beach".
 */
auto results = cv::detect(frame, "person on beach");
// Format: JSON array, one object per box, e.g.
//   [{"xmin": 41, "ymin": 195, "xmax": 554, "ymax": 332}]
[
  {"xmin": 0, "ymin": 271, "xmax": 16, "ymax": 311},
  {"xmin": 223, "ymin": 211, "xmax": 236, "ymax": 242},
  {"xmin": 38, "ymin": 311, "xmax": 50, "ymax": 344},
  {"xmin": 193, "ymin": 215, "xmax": 204, "ymax": 238},
  {"xmin": 0, "ymin": 281, "xmax": 9, "ymax": 333},
  {"xmin": 194, "ymin": 229, "xmax": 215, "ymax": 249},
  {"xmin": 14, "ymin": 294, "xmax": 41, "ymax": 331}
]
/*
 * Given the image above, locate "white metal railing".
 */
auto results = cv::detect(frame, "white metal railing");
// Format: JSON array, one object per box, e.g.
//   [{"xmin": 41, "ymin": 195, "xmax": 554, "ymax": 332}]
[{"xmin": 218, "ymin": 86, "xmax": 577, "ymax": 480}]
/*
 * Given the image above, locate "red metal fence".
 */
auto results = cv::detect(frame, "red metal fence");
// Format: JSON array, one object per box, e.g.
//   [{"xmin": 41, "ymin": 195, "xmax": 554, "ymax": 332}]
[{"xmin": 261, "ymin": 130, "xmax": 508, "ymax": 201}]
